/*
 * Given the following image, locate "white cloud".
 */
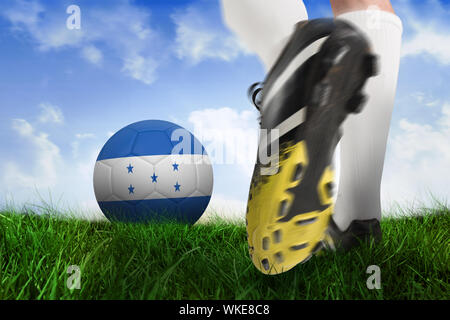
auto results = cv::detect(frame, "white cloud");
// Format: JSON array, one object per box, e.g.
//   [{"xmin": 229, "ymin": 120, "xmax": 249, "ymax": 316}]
[
  {"xmin": 1, "ymin": 116, "xmax": 104, "ymax": 220},
  {"xmin": 410, "ymin": 92, "xmax": 440, "ymax": 108},
  {"xmin": 3, "ymin": 0, "xmax": 43, "ymax": 27},
  {"xmin": 439, "ymin": 103, "xmax": 450, "ymax": 130},
  {"xmin": 402, "ymin": 27, "xmax": 450, "ymax": 65},
  {"xmin": 121, "ymin": 55, "xmax": 158, "ymax": 85},
  {"xmin": 411, "ymin": 91, "xmax": 425, "ymax": 103},
  {"xmin": 399, "ymin": 0, "xmax": 450, "ymax": 65},
  {"xmin": 11, "ymin": 118, "xmax": 33, "ymax": 135},
  {"xmin": 188, "ymin": 107, "xmax": 258, "ymax": 176},
  {"xmin": 4, "ymin": 119, "xmax": 62, "ymax": 190},
  {"xmin": 172, "ymin": 5, "xmax": 247, "ymax": 64},
  {"xmin": 186, "ymin": 107, "xmax": 260, "ymax": 220},
  {"xmin": 425, "ymin": 100, "xmax": 440, "ymax": 108},
  {"xmin": 1, "ymin": 1, "xmax": 160, "ymax": 85},
  {"xmin": 38, "ymin": 102, "xmax": 64, "ymax": 124},
  {"xmin": 3, "ymin": 0, "xmax": 85, "ymax": 50},
  {"xmin": 72, "ymin": 133, "xmax": 95, "ymax": 158},
  {"xmin": 382, "ymin": 102, "xmax": 450, "ymax": 208},
  {"xmin": 81, "ymin": 45, "xmax": 103, "ymax": 65},
  {"xmin": 87, "ymin": 4, "xmax": 159, "ymax": 84},
  {"xmin": 75, "ymin": 133, "xmax": 95, "ymax": 139}
]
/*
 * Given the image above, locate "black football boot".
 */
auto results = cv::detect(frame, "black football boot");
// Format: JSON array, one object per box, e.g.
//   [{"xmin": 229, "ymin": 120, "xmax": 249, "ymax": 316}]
[{"xmin": 246, "ymin": 18, "xmax": 378, "ymax": 274}]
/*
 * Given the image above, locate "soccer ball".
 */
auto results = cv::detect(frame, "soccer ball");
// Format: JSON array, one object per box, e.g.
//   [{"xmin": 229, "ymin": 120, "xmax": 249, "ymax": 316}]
[{"xmin": 93, "ymin": 120, "xmax": 213, "ymax": 224}]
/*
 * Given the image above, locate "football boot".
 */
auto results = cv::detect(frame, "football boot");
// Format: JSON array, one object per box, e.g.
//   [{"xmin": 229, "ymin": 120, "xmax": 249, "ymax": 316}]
[
  {"xmin": 246, "ymin": 18, "xmax": 378, "ymax": 274},
  {"xmin": 325, "ymin": 217, "xmax": 382, "ymax": 250}
]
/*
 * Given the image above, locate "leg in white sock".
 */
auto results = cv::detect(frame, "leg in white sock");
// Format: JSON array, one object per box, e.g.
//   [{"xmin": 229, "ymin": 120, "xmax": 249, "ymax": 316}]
[
  {"xmin": 221, "ymin": 0, "xmax": 402, "ymax": 233},
  {"xmin": 330, "ymin": 3, "xmax": 403, "ymax": 230},
  {"xmin": 221, "ymin": 0, "xmax": 309, "ymax": 71}
]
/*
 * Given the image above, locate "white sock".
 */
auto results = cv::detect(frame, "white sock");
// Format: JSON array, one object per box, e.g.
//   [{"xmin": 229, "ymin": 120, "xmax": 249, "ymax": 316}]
[
  {"xmin": 221, "ymin": 0, "xmax": 308, "ymax": 71},
  {"xmin": 333, "ymin": 10, "xmax": 403, "ymax": 230},
  {"xmin": 221, "ymin": 3, "xmax": 403, "ymax": 231}
]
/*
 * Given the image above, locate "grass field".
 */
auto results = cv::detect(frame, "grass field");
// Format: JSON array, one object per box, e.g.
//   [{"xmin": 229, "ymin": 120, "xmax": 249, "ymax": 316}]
[{"xmin": 0, "ymin": 205, "xmax": 448, "ymax": 300}]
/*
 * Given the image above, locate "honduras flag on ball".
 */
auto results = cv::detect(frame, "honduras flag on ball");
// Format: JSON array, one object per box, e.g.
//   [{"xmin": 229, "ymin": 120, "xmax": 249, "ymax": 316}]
[{"xmin": 93, "ymin": 120, "xmax": 213, "ymax": 224}]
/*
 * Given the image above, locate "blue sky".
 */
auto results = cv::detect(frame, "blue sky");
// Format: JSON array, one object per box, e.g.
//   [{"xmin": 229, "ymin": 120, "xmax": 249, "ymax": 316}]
[{"xmin": 0, "ymin": 0, "xmax": 449, "ymax": 219}]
